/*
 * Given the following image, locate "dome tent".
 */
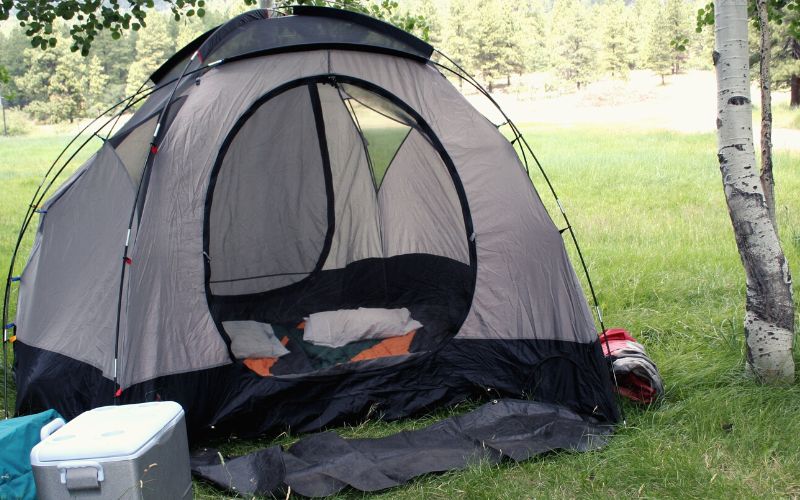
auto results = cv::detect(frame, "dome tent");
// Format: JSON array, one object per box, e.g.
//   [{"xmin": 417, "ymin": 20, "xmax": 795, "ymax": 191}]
[{"xmin": 5, "ymin": 7, "xmax": 619, "ymax": 441}]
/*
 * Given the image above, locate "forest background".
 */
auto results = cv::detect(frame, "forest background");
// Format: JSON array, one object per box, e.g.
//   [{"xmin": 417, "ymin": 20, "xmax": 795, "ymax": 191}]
[{"xmin": 0, "ymin": 0, "xmax": 771, "ymax": 126}]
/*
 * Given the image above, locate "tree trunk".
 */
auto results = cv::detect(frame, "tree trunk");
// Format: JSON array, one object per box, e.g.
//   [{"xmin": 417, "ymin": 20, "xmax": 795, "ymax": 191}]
[
  {"xmin": 756, "ymin": 0, "xmax": 776, "ymax": 231},
  {"xmin": 792, "ymin": 74, "xmax": 799, "ymax": 107},
  {"xmin": 714, "ymin": 0, "xmax": 795, "ymax": 384}
]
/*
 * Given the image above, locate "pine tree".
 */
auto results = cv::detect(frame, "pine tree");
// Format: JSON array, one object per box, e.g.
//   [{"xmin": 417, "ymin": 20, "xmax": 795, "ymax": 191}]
[
  {"xmin": 686, "ymin": 0, "xmax": 715, "ymax": 70},
  {"xmin": 602, "ymin": 0, "xmax": 636, "ymax": 78},
  {"xmin": 90, "ymin": 29, "xmax": 137, "ymax": 105},
  {"xmin": 125, "ymin": 13, "xmax": 177, "ymax": 96},
  {"xmin": 665, "ymin": 0, "xmax": 692, "ymax": 73},
  {"xmin": 86, "ymin": 55, "xmax": 110, "ymax": 115},
  {"xmin": 19, "ymin": 40, "xmax": 88, "ymax": 122},
  {"xmin": 470, "ymin": 0, "xmax": 523, "ymax": 90},
  {"xmin": 550, "ymin": 0, "xmax": 598, "ymax": 90},
  {"xmin": 176, "ymin": 17, "xmax": 204, "ymax": 49},
  {"xmin": 769, "ymin": 15, "xmax": 800, "ymax": 107},
  {"xmin": 645, "ymin": 1, "xmax": 675, "ymax": 84},
  {"xmin": 16, "ymin": 45, "xmax": 58, "ymax": 117},
  {"xmin": 633, "ymin": 0, "xmax": 660, "ymax": 68},
  {"xmin": 516, "ymin": 0, "xmax": 547, "ymax": 73},
  {"xmin": 47, "ymin": 47, "xmax": 87, "ymax": 122},
  {"xmin": 443, "ymin": 0, "xmax": 477, "ymax": 75},
  {"xmin": 0, "ymin": 27, "xmax": 34, "ymax": 105},
  {"xmin": 415, "ymin": 0, "xmax": 443, "ymax": 47}
]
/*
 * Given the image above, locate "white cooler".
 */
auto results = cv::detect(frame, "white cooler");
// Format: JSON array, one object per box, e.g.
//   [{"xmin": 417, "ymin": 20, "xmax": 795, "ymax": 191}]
[{"xmin": 30, "ymin": 401, "xmax": 192, "ymax": 499}]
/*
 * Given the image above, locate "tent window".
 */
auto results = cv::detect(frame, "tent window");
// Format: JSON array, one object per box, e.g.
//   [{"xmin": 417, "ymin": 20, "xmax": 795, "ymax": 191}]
[
  {"xmin": 343, "ymin": 97, "xmax": 411, "ymax": 191},
  {"xmin": 207, "ymin": 84, "xmax": 332, "ymax": 296},
  {"xmin": 205, "ymin": 75, "xmax": 475, "ymax": 322}
]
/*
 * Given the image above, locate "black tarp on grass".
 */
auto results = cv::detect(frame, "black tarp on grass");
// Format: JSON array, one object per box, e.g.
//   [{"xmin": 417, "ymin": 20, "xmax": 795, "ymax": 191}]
[{"xmin": 191, "ymin": 399, "xmax": 612, "ymax": 497}]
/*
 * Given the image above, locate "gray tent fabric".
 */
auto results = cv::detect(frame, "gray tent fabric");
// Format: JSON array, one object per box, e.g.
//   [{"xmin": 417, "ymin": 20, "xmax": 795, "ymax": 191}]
[
  {"xmin": 209, "ymin": 84, "xmax": 327, "ymax": 295},
  {"xmin": 378, "ymin": 129, "xmax": 469, "ymax": 263},
  {"xmin": 11, "ymin": 12, "xmax": 621, "ymax": 477},
  {"xmin": 328, "ymin": 50, "xmax": 596, "ymax": 343},
  {"xmin": 117, "ymin": 53, "xmax": 330, "ymax": 386},
  {"xmin": 19, "ymin": 48, "xmax": 598, "ymax": 387},
  {"xmin": 191, "ymin": 399, "xmax": 611, "ymax": 497},
  {"xmin": 16, "ymin": 144, "xmax": 135, "ymax": 378},
  {"xmin": 317, "ymin": 82, "xmax": 383, "ymax": 270},
  {"xmin": 113, "ymin": 114, "xmax": 158, "ymax": 187}
]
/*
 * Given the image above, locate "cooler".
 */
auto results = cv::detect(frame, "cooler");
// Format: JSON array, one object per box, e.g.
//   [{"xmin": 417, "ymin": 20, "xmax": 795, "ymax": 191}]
[{"xmin": 30, "ymin": 401, "xmax": 192, "ymax": 499}]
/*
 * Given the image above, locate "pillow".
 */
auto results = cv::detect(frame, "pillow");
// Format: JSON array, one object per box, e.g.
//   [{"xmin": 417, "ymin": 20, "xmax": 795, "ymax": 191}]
[
  {"xmin": 304, "ymin": 308, "xmax": 423, "ymax": 348},
  {"xmin": 222, "ymin": 321, "xmax": 290, "ymax": 359}
]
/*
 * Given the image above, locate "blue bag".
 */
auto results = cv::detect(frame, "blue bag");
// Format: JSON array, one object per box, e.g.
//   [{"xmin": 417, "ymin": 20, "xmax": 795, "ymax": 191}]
[{"xmin": 0, "ymin": 410, "xmax": 63, "ymax": 500}]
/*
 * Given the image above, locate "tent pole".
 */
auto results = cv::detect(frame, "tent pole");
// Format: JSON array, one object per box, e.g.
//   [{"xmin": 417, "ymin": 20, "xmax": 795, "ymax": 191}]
[
  {"xmin": 0, "ymin": 78, "xmax": 194, "ymax": 418},
  {"xmin": 432, "ymin": 53, "xmax": 625, "ymax": 423},
  {"xmin": 111, "ymin": 51, "xmax": 205, "ymax": 401}
]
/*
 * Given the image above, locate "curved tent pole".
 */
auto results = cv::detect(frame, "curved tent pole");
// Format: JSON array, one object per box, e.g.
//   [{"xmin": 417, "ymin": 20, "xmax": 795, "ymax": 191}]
[
  {"xmin": 430, "ymin": 51, "xmax": 624, "ymax": 420},
  {"xmin": 106, "ymin": 81, "xmax": 149, "ymax": 141},
  {"xmin": 1, "ymin": 72, "xmax": 206, "ymax": 419},
  {"xmin": 430, "ymin": 52, "xmax": 606, "ymax": 330},
  {"xmin": 3, "ymin": 33, "xmax": 620, "ymax": 416},
  {"xmin": 110, "ymin": 51, "xmax": 216, "ymax": 400},
  {"xmin": 1, "ymin": 89, "xmax": 157, "ymax": 419}
]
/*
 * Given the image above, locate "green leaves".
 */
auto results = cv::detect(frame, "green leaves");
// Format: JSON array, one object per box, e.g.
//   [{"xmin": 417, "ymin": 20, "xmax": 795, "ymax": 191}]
[
  {"xmin": 1, "ymin": 0, "xmax": 430, "ymax": 55},
  {"xmin": 696, "ymin": 3, "xmax": 714, "ymax": 32},
  {"xmin": 696, "ymin": 0, "xmax": 799, "ymax": 39},
  {"xmin": 0, "ymin": 0, "xmax": 208, "ymax": 54},
  {"xmin": 671, "ymin": 35, "xmax": 690, "ymax": 52}
]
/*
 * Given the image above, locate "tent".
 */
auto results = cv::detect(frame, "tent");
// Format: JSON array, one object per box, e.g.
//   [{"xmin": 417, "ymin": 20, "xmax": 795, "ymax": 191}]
[{"xmin": 5, "ymin": 7, "xmax": 619, "ymax": 439}]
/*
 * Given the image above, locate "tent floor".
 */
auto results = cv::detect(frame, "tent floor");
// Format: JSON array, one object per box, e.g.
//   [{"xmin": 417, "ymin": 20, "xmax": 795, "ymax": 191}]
[{"xmin": 208, "ymin": 253, "xmax": 476, "ymax": 376}]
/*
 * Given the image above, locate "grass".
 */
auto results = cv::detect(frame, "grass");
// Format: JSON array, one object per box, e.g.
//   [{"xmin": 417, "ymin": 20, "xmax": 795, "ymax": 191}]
[
  {"xmin": 753, "ymin": 102, "xmax": 800, "ymax": 130},
  {"xmin": 2, "ymin": 124, "xmax": 800, "ymax": 498},
  {"xmin": 773, "ymin": 102, "xmax": 800, "ymax": 130}
]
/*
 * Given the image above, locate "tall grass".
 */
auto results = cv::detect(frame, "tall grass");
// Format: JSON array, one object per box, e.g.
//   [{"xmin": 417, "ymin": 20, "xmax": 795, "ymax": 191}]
[
  {"xmin": 1, "ymin": 125, "xmax": 800, "ymax": 498},
  {"xmin": 753, "ymin": 102, "xmax": 800, "ymax": 130}
]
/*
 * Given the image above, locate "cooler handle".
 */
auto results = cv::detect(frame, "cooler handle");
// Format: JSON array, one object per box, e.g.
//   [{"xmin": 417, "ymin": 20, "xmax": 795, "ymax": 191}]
[
  {"xmin": 40, "ymin": 417, "xmax": 65, "ymax": 441},
  {"xmin": 57, "ymin": 460, "xmax": 105, "ymax": 487}
]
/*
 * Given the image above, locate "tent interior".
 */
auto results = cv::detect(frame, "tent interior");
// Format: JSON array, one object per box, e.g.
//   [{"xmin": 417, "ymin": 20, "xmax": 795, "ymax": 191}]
[{"xmin": 204, "ymin": 77, "xmax": 475, "ymax": 376}]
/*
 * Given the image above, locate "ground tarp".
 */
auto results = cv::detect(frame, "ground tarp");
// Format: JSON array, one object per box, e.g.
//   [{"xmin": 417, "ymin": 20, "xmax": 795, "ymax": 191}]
[{"xmin": 191, "ymin": 399, "xmax": 612, "ymax": 497}]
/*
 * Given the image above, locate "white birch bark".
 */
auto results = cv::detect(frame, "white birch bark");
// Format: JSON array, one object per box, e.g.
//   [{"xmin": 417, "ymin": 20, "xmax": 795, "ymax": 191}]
[{"xmin": 714, "ymin": 0, "xmax": 795, "ymax": 384}]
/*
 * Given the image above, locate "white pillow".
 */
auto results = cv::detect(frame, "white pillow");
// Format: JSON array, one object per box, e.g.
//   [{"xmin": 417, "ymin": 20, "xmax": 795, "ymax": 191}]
[
  {"xmin": 222, "ymin": 321, "xmax": 290, "ymax": 359},
  {"xmin": 304, "ymin": 307, "xmax": 423, "ymax": 348}
]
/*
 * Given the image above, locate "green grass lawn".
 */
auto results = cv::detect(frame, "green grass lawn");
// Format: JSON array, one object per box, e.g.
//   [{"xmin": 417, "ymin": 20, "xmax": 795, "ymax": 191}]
[
  {"xmin": 1, "ymin": 125, "xmax": 800, "ymax": 498},
  {"xmin": 753, "ymin": 102, "xmax": 800, "ymax": 130}
]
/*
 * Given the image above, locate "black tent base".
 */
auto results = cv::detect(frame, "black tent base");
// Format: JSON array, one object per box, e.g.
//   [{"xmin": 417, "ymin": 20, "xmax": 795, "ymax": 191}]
[
  {"xmin": 14, "ymin": 337, "xmax": 619, "ymax": 440},
  {"xmin": 191, "ymin": 398, "xmax": 612, "ymax": 498}
]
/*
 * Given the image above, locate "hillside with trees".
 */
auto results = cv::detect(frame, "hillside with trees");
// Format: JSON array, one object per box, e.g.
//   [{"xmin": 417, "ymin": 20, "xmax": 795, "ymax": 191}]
[{"xmin": 0, "ymin": 0, "xmax": 788, "ymax": 125}]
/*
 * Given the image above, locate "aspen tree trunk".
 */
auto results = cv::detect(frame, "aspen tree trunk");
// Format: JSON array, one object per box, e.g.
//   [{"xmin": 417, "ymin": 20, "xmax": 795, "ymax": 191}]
[
  {"xmin": 714, "ymin": 0, "xmax": 795, "ymax": 384},
  {"xmin": 756, "ymin": 0, "xmax": 776, "ymax": 230}
]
